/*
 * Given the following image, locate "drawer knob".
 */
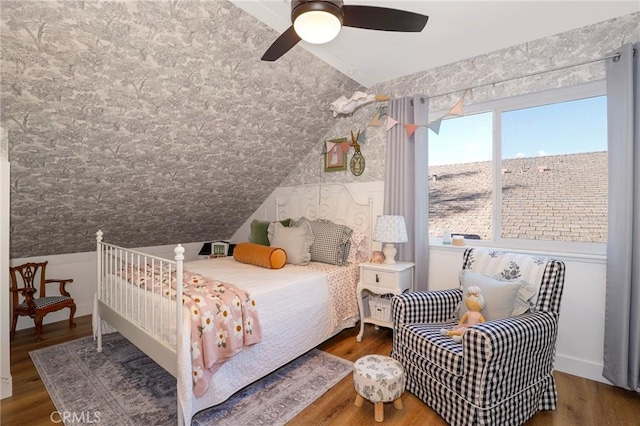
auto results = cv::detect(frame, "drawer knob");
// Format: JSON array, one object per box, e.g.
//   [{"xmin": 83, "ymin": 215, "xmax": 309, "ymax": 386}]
[{"xmin": 376, "ymin": 274, "xmax": 380, "ymax": 283}]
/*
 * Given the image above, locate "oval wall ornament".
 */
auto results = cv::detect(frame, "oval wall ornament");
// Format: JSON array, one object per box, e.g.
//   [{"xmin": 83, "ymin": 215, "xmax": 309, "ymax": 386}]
[{"xmin": 350, "ymin": 151, "xmax": 365, "ymax": 176}]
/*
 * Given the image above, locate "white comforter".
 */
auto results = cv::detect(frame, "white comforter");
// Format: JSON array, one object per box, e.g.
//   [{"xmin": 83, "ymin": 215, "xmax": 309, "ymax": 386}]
[
  {"xmin": 95, "ymin": 256, "xmax": 359, "ymax": 424},
  {"xmin": 181, "ymin": 257, "xmax": 358, "ymax": 423}
]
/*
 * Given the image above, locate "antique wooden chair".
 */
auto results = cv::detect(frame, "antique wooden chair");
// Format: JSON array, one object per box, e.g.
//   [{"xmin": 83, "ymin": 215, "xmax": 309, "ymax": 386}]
[{"xmin": 9, "ymin": 261, "xmax": 77, "ymax": 341}]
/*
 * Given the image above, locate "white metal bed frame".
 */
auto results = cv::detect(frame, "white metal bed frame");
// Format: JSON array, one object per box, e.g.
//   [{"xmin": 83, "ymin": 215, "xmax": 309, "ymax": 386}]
[{"xmin": 94, "ymin": 183, "xmax": 374, "ymax": 425}]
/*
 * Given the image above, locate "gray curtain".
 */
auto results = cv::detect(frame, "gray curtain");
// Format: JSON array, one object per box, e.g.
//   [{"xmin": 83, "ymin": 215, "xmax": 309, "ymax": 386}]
[
  {"xmin": 384, "ymin": 95, "xmax": 429, "ymax": 291},
  {"xmin": 603, "ymin": 42, "xmax": 640, "ymax": 392}
]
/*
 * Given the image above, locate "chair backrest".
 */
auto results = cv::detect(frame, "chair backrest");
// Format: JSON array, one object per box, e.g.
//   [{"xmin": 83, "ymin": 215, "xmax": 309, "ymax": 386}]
[
  {"xmin": 462, "ymin": 248, "xmax": 565, "ymax": 314},
  {"xmin": 9, "ymin": 262, "xmax": 49, "ymax": 307}
]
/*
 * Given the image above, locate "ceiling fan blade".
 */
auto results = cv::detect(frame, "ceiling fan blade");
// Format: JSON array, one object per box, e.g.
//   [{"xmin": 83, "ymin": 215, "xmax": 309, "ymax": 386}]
[
  {"xmin": 342, "ymin": 5, "xmax": 428, "ymax": 32},
  {"xmin": 261, "ymin": 26, "xmax": 302, "ymax": 61}
]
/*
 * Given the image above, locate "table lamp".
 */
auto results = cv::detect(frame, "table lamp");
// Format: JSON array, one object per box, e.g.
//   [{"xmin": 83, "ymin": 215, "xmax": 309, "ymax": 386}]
[{"xmin": 373, "ymin": 215, "xmax": 408, "ymax": 264}]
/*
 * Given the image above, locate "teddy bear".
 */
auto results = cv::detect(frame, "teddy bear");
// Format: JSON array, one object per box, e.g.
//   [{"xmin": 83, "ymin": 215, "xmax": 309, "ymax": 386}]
[
  {"xmin": 441, "ymin": 285, "xmax": 486, "ymax": 343},
  {"xmin": 370, "ymin": 251, "xmax": 384, "ymax": 264}
]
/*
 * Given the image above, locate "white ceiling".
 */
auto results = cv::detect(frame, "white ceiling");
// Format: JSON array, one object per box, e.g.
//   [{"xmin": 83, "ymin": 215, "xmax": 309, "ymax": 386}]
[{"xmin": 231, "ymin": 0, "xmax": 640, "ymax": 87}]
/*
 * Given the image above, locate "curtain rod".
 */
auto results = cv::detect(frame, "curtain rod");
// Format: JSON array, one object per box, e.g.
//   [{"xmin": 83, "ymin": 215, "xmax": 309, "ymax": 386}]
[{"xmin": 422, "ymin": 52, "xmax": 621, "ymax": 102}]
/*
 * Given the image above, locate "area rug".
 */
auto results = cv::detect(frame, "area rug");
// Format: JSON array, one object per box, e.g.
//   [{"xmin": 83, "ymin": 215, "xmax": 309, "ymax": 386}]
[{"xmin": 30, "ymin": 332, "xmax": 354, "ymax": 425}]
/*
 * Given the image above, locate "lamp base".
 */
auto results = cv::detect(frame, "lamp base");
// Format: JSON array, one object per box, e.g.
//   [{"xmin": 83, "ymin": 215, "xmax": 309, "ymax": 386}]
[{"xmin": 382, "ymin": 243, "xmax": 397, "ymax": 264}]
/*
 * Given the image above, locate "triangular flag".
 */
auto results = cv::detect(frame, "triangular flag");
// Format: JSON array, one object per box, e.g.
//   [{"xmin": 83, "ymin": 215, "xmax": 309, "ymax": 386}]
[
  {"xmin": 448, "ymin": 98, "xmax": 464, "ymax": 116},
  {"xmin": 358, "ymin": 129, "xmax": 366, "ymax": 143},
  {"xmin": 321, "ymin": 143, "xmax": 327, "ymax": 154},
  {"xmin": 342, "ymin": 141, "xmax": 350, "ymax": 153},
  {"xmin": 446, "ymin": 91, "xmax": 467, "ymax": 117},
  {"xmin": 386, "ymin": 116, "xmax": 398, "ymax": 131},
  {"xmin": 369, "ymin": 113, "xmax": 381, "ymax": 127},
  {"xmin": 404, "ymin": 124, "xmax": 419, "ymax": 137},
  {"xmin": 428, "ymin": 118, "xmax": 442, "ymax": 135},
  {"xmin": 378, "ymin": 106, "xmax": 388, "ymax": 118},
  {"xmin": 326, "ymin": 141, "xmax": 336, "ymax": 153}
]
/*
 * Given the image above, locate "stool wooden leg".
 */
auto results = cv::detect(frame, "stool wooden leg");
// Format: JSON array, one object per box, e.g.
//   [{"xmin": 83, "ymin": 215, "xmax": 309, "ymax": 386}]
[
  {"xmin": 354, "ymin": 394, "xmax": 365, "ymax": 407},
  {"xmin": 374, "ymin": 402, "xmax": 384, "ymax": 422},
  {"xmin": 393, "ymin": 397, "xmax": 404, "ymax": 410}
]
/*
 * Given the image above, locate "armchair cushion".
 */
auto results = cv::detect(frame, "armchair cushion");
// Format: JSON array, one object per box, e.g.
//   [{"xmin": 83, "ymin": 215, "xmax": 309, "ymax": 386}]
[
  {"xmin": 18, "ymin": 296, "xmax": 72, "ymax": 310},
  {"xmin": 397, "ymin": 320, "xmax": 464, "ymax": 376},
  {"xmin": 456, "ymin": 270, "xmax": 537, "ymax": 321}
]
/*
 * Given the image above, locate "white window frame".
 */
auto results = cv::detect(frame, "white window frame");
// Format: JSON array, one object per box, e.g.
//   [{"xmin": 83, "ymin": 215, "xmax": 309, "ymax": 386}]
[{"xmin": 428, "ymin": 80, "xmax": 607, "ymax": 256}]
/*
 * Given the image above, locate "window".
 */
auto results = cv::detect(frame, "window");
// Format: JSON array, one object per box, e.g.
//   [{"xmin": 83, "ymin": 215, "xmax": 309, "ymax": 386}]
[
  {"xmin": 428, "ymin": 112, "xmax": 493, "ymax": 241},
  {"xmin": 428, "ymin": 82, "xmax": 607, "ymax": 253}
]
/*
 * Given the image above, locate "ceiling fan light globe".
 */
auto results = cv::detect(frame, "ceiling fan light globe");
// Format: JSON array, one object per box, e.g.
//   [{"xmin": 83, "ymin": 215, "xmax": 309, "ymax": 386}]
[{"xmin": 294, "ymin": 10, "xmax": 342, "ymax": 44}]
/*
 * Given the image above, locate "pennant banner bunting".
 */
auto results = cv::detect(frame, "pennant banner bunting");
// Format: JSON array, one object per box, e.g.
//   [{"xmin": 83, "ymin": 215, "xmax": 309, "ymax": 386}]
[
  {"xmin": 404, "ymin": 124, "xmax": 419, "ymax": 137},
  {"xmin": 369, "ymin": 113, "xmax": 381, "ymax": 127},
  {"xmin": 447, "ymin": 96, "xmax": 465, "ymax": 116},
  {"xmin": 428, "ymin": 118, "xmax": 442, "ymax": 135},
  {"xmin": 324, "ymin": 90, "xmax": 466, "ymax": 153},
  {"xmin": 362, "ymin": 90, "xmax": 468, "ymax": 136},
  {"xmin": 386, "ymin": 116, "xmax": 398, "ymax": 131},
  {"xmin": 358, "ymin": 129, "xmax": 366, "ymax": 143}
]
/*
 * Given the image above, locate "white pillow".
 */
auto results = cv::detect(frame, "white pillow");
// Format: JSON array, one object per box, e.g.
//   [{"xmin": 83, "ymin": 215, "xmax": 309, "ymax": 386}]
[
  {"xmin": 267, "ymin": 221, "xmax": 314, "ymax": 265},
  {"xmin": 456, "ymin": 270, "xmax": 537, "ymax": 322}
]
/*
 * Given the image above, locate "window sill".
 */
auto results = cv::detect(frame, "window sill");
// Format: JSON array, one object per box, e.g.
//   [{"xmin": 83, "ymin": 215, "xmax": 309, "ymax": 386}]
[{"xmin": 429, "ymin": 240, "xmax": 606, "ymax": 264}]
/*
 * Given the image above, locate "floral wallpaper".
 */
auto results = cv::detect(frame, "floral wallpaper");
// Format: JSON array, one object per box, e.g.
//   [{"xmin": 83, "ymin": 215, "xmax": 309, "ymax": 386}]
[
  {"xmin": 2, "ymin": 1, "xmax": 637, "ymax": 259},
  {"xmin": 284, "ymin": 12, "xmax": 640, "ymax": 185},
  {"xmin": 0, "ymin": 0, "xmax": 362, "ymax": 258}
]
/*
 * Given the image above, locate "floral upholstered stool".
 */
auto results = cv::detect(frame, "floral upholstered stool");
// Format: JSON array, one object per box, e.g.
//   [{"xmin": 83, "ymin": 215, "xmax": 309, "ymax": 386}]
[{"xmin": 353, "ymin": 354, "xmax": 406, "ymax": 422}]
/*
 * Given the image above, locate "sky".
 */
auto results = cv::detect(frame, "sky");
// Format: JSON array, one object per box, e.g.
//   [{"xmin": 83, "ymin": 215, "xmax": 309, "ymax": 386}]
[{"xmin": 428, "ymin": 95, "xmax": 608, "ymax": 166}]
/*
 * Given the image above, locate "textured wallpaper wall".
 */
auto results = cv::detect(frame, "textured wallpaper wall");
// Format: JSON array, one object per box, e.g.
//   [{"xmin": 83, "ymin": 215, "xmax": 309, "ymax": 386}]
[
  {"xmin": 2, "ymin": 2, "xmax": 638, "ymax": 259},
  {"xmin": 0, "ymin": 0, "xmax": 362, "ymax": 258},
  {"xmin": 283, "ymin": 12, "xmax": 640, "ymax": 186}
]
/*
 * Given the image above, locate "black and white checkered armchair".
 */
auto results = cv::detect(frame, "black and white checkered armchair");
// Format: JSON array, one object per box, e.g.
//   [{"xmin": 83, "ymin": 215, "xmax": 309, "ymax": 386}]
[{"xmin": 391, "ymin": 248, "xmax": 566, "ymax": 426}]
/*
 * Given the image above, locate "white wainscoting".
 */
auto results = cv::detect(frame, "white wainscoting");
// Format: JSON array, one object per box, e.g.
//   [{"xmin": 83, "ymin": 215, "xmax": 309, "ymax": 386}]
[
  {"xmin": 9, "ymin": 241, "xmax": 204, "ymax": 332},
  {"xmin": 8, "ymin": 180, "xmax": 611, "ymax": 387},
  {"xmin": 428, "ymin": 245, "xmax": 609, "ymax": 385}
]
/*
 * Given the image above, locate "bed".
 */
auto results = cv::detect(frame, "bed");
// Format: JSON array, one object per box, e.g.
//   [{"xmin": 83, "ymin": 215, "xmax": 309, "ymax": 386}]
[{"xmin": 93, "ymin": 184, "xmax": 374, "ymax": 425}]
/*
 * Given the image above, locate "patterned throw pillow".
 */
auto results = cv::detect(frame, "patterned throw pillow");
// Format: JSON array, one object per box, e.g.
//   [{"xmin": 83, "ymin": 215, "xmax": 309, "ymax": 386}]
[
  {"xmin": 293, "ymin": 218, "xmax": 353, "ymax": 266},
  {"xmin": 347, "ymin": 229, "xmax": 370, "ymax": 264}
]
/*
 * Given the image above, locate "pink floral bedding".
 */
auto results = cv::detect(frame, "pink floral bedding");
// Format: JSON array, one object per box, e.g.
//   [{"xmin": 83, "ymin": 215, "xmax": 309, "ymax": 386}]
[
  {"xmin": 120, "ymin": 264, "xmax": 262, "ymax": 397},
  {"xmin": 293, "ymin": 262, "xmax": 360, "ymax": 327}
]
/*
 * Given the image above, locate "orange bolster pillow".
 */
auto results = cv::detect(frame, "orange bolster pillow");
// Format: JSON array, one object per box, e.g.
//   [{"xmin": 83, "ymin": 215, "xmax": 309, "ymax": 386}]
[{"xmin": 233, "ymin": 242, "xmax": 287, "ymax": 269}]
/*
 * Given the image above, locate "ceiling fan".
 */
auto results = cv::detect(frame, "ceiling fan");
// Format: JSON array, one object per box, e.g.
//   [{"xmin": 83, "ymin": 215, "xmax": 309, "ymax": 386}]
[{"xmin": 261, "ymin": 0, "xmax": 429, "ymax": 61}]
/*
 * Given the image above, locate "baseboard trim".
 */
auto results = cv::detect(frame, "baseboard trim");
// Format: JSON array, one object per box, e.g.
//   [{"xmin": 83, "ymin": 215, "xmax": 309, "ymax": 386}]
[
  {"xmin": 555, "ymin": 354, "xmax": 611, "ymax": 385},
  {"xmin": 1, "ymin": 375, "xmax": 12, "ymax": 399}
]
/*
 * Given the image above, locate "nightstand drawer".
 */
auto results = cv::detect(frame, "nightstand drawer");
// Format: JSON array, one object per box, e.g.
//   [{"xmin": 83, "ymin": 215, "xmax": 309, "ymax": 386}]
[{"xmin": 362, "ymin": 269, "xmax": 398, "ymax": 289}]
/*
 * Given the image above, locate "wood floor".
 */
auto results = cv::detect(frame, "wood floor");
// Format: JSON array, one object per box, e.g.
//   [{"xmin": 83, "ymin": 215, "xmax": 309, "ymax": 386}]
[{"xmin": 2, "ymin": 315, "xmax": 639, "ymax": 425}]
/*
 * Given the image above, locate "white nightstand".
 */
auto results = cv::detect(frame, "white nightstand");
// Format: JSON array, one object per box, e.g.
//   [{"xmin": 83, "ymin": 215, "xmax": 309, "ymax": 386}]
[{"xmin": 356, "ymin": 261, "xmax": 415, "ymax": 342}]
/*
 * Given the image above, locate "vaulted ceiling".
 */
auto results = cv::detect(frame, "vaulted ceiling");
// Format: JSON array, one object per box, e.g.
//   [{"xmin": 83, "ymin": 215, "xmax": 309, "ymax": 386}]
[
  {"xmin": 1, "ymin": 1, "xmax": 638, "ymax": 259},
  {"xmin": 234, "ymin": 0, "xmax": 640, "ymax": 87}
]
